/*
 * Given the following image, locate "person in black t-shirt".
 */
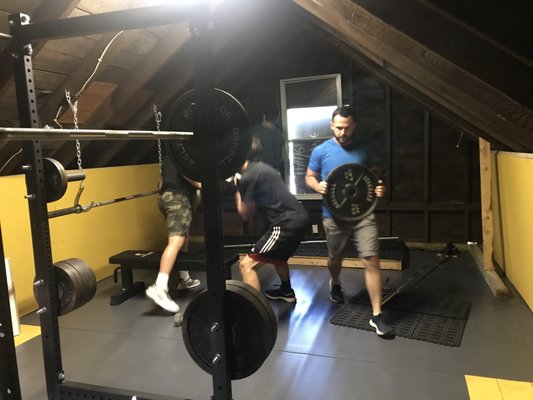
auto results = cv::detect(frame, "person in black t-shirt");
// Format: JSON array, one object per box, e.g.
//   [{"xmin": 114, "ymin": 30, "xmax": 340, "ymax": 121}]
[
  {"xmin": 253, "ymin": 109, "xmax": 285, "ymax": 178},
  {"xmin": 145, "ymin": 140, "xmax": 201, "ymax": 313},
  {"xmin": 234, "ymin": 137, "xmax": 309, "ymax": 302}
]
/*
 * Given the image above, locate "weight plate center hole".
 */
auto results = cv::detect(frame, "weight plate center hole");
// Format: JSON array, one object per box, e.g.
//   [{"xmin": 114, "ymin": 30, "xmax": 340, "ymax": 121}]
[{"xmin": 344, "ymin": 184, "xmax": 358, "ymax": 199}]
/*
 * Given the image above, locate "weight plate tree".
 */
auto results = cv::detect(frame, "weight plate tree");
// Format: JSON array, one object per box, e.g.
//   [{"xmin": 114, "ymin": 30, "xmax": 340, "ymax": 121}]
[
  {"xmin": 165, "ymin": 88, "xmax": 251, "ymax": 182},
  {"xmin": 324, "ymin": 163, "xmax": 379, "ymax": 222}
]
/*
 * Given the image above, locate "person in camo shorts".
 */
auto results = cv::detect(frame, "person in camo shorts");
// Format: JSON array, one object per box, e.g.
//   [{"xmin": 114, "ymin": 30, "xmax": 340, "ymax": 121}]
[{"xmin": 145, "ymin": 140, "xmax": 201, "ymax": 313}]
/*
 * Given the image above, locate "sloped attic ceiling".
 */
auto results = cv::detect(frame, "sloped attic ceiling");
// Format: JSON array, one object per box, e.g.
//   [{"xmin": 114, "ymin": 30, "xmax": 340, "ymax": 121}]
[
  {"xmin": 0, "ymin": 0, "xmax": 531, "ymax": 176},
  {"xmin": 292, "ymin": 0, "xmax": 533, "ymax": 151}
]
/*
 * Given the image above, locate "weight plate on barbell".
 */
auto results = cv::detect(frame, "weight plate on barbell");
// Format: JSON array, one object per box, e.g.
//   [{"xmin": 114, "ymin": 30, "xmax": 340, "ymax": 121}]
[
  {"xmin": 43, "ymin": 157, "xmax": 68, "ymax": 202},
  {"xmin": 165, "ymin": 88, "xmax": 251, "ymax": 182},
  {"xmin": 33, "ymin": 258, "xmax": 97, "ymax": 316},
  {"xmin": 60, "ymin": 258, "xmax": 97, "ymax": 308},
  {"xmin": 324, "ymin": 163, "xmax": 378, "ymax": 222},
  {"xmin": 182, "ymin": 280, "xmax": 277, "ymax": 379}
]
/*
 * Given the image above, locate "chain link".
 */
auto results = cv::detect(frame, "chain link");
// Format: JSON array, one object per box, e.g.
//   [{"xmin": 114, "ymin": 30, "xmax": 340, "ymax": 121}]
[
  {"xmin": 153, "ymin": 105, "xmax": 163, "ymax": 174},
  {"xmin": 65, "ymin": 90, "xmax": 85, "ymax": 197},
  {"xmin": 76, "ymin": 140, "xmax": 83, "ymax": 172},
  {"xmin": 65, "ymin": 90, "xmax": 79, "ymax": 130}
]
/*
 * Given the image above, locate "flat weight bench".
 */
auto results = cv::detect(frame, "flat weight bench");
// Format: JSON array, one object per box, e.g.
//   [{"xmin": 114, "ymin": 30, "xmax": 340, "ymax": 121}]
[{"xmin": 108, "ymin": 248, "xmax": 239, "ymax": 305}]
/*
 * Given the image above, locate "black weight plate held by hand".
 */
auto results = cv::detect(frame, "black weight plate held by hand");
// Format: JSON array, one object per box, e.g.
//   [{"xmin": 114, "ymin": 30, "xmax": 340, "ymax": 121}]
[
  {"xmin": 182, "ymin": 280, "xmax": 276, "ymax": 379},
  {"xmin": 324, "ymin": 163, "xmax": 378, "ymax": 222},
  {"xmin": 165, "ymin": 88, "xmax": 250, "ymax": 182}
]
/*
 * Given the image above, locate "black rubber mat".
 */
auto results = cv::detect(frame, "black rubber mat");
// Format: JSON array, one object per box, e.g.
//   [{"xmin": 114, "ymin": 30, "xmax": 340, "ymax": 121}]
[{"xmin": 330, "ymin": 290, "xmax": 471, "ymax": 347}]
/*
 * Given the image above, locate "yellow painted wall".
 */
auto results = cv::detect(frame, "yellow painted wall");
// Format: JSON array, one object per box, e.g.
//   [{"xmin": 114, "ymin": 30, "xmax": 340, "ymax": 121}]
[
  {"xmin": 0, "ymin": 164, "xmax": 167, "ymax": 316},
  {"xmin": 492, "ymin": 151, "xmax": 533, "ymax": 311}
]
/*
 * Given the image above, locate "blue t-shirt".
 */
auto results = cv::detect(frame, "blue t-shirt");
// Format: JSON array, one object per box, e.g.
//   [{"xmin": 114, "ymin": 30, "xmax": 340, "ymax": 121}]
[{"xmin": 308, "ymin": 138, "xmax": 365, "ymax": 217}]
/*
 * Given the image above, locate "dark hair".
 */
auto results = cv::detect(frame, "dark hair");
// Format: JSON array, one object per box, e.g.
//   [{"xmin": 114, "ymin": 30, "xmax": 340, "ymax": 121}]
[
  {"xmin": 332, "ymin": 106, "xmax": 356, "ymax": 121},
  {"xmin": 246, "ymin": 135, "xmax": 262, "ymax": 162},
  {"xmin": 263, "ymin": 108, "xmax": 279, "ymax": 123}
]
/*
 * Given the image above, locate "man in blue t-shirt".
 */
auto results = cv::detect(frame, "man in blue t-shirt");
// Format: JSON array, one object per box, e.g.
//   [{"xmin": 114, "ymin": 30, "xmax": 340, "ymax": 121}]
[{"xmin": 305, "ymin": 106, "xmax": 394, "ymax": 338}]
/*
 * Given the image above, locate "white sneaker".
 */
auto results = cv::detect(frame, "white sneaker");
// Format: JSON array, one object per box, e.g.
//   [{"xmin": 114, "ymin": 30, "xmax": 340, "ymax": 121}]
[
  {"xmin": 145, "ymin": 284, "xmax": 179, "ymax": 313},
  {"xmin": 177, "ymin": 277, "xmax": 201, "ymax": 290}
]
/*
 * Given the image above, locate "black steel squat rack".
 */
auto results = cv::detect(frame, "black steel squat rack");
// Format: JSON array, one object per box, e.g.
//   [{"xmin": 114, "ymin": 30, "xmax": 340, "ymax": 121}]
[{"xmin": 1, "ymin": 2, "xmax": 234, "ymax": 399}]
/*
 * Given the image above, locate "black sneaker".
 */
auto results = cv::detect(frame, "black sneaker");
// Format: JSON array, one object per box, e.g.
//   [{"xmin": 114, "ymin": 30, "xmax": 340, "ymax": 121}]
[
  {"xmin": 329, "ymin": 278, "xmax": 345, "ymax": 303},
  {"xmin": 265, "ymin": 288, "xmax": 296, "ymax": 303},
  {"xmin": 369, "ymin": 314, "xmax": 394, "ymax": 337}
]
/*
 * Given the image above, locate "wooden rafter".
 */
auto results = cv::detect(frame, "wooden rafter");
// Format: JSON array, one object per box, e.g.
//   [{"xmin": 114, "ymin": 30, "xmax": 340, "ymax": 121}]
[
  {"xmin": 38, "ymin": 29, "xmax": 140, "ymax": 127},
  {"xmin": 84, "ymin": 23, "xmax": 190, "ymax": 129},
  {"xmin": 51, "ymin": 23, "xmax": 190, "ymax": 169},
  {"xmin": 291, "ymin": 0, "xmax": 533, "ymax": 152},
  {"xmin": 0, "ymin": 0, "xmax": 82, "ymax": 98}
]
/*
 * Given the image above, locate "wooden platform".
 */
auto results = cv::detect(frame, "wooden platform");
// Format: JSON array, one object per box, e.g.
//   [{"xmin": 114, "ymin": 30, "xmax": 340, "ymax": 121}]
[
  {"xmin": 286, "ymin": 255, "xmax": 403, "ymax": 270},
  {"xmin": 227, "ymin": 237, "xmax": 409, "ymax": 270}
]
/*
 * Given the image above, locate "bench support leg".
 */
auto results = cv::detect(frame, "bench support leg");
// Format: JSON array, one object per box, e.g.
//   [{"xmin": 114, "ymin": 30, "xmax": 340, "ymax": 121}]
[{"xmin": 110, "ymin": 266, "xmax": 146, "ymax": 306}]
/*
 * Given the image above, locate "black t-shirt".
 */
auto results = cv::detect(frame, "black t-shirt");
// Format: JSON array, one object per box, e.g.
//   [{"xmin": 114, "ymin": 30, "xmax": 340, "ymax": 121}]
[
  {"xmin": 159, "ymin": 141, "xmax": 196, "ymax": 201},
  {"xmin": 239, "ymin": 162, "xmax": 308, "ymax": 229},
  {"xmin": 254, "ymin": 126, "xmax": 284, "ymax": 173}
]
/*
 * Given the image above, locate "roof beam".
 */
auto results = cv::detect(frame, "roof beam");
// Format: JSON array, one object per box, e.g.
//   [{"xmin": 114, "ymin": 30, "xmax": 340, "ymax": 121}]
[
  {"xmin": 353, "ymin": 0, "xmax": 532, "ymax": 108},
  {"xmin": 0, "ymin": 0, "xmax": 82, "ymax": 98},
  {"xmin": 38, "ymin": 30, "xmax": 138, "ymax": 127},
  {"xmin": 292, "ymin": 0, "xmax": 533, "ymax": 151},
  {"xmin": 84, "ymin": 23, "xmax": 190, "ymax": 129},
  {"xmin": 52, "ymin": 23, "xmax": 190, "ymax": 169}
]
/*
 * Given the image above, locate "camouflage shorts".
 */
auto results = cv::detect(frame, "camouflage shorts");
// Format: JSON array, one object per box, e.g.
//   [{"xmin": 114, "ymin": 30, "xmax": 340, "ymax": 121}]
[{"xmin": 158, "ymin": 191, "xmax": 192, "ymax": 237}]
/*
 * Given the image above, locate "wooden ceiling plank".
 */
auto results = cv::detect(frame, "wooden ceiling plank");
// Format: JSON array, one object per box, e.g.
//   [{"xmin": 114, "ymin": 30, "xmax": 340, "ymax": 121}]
[
  {"xmin": 130, "ymin": 0, "xmax": 279, "ymax": 129},
  {"xmin": 127, "ymin": 61, "xmax": 194, "ymax": 129},
  {"xmin": 1, "ymin": 1, "xmax": 44, "ymax": 14},
  {"xmin": 292, "ymin": 0, "xmax": 533, "ymax": 151},
  {"xmin": 294, "ymin": 5, "xmax": 519, "ymax": 151},
  {"xmin": 94, "ymin": 89, "xmax": 155, "ymax": 167},
  {"xmin": 0, "ymin": 0, "xmax": 83, "ymax": 102},
  {"xmin": 38, "ymin": 29, "xmax": 139, "ymax": 126},
  {"xmin": 33, "ymin": 48, "xmax": 83, "ymax": 75},
  {"xmin": 84, "ymin": 23, "xmax": 191, "ymax": 129},
  {"xmin": 52, "ymin": 24, "xmax": 188, "ymax": 169},
  {"xmin": 108, "ymin": 89, "xmax": 154, "ymax": 126},
  {"xmin": 57, "ymin": 81, "xmax": 118, "ymax": 124}
]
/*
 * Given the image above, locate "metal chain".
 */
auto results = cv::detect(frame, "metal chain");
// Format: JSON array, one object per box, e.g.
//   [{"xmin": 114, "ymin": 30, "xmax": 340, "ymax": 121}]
[
  {"xmin": 75, "ymin": 140, "xmax": 83, "ymax": 172},
  {"xmin": 65, "ymin": 90, "xmax": 79, "ymax": 130},
  {"xmin": 65, "ymin": 90, "xmax": 85, "ymax": 204},
  {"xmin": 65, "ymin": 91, "xmax": 83, "ymax": 174},
  {"xmin": 153, "ymin": 104, "xmax": 163, "ymax": 174}
]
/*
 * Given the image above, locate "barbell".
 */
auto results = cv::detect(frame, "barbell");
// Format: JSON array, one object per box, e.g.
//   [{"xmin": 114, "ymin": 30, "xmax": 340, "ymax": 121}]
[{"xmin": 43, "ymin": 157, "xmax": 85, "ymax": 203}]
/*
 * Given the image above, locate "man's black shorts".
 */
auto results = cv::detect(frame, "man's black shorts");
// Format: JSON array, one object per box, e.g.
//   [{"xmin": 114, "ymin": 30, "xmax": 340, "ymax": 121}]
[{"xmin": 249, "ymin": 225, "xmax": 306, "ymax": 266}]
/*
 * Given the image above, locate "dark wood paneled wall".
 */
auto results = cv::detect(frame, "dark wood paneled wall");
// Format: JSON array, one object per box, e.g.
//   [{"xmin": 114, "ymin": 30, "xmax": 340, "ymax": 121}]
[{"xmin": 190, "ymin": 13, "xmax": 482, "ymax": 244}]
